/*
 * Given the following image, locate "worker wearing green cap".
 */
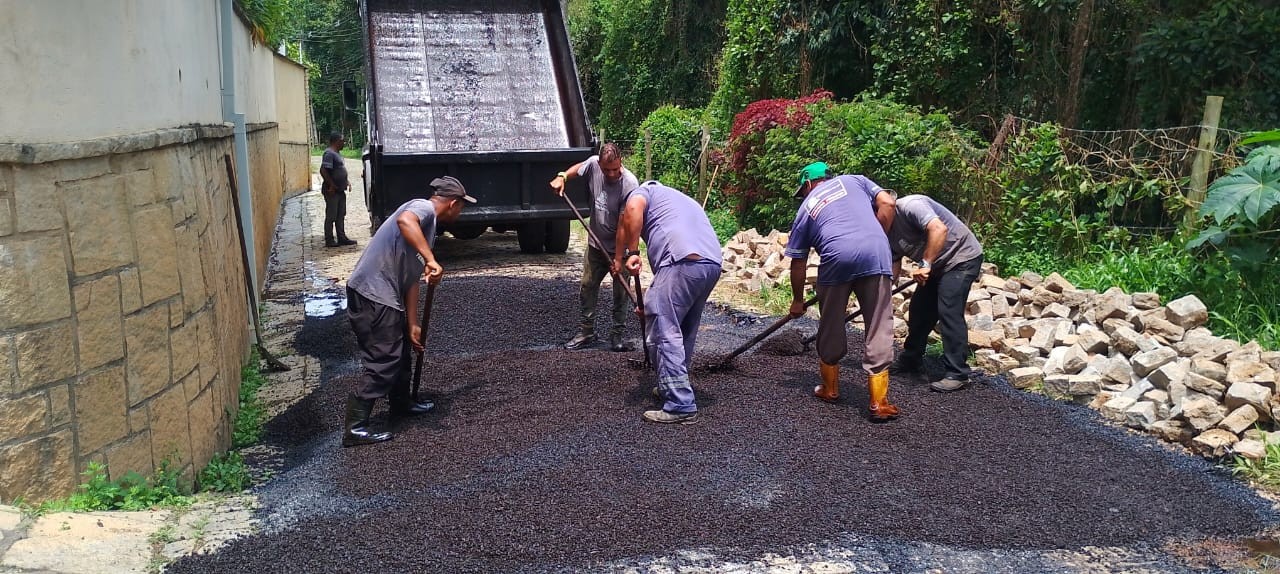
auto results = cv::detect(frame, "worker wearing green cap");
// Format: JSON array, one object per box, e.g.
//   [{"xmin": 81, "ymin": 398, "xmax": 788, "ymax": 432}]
[{"xmin": 784, "ymin": 162, "xmax": 901, "ymax": 422}]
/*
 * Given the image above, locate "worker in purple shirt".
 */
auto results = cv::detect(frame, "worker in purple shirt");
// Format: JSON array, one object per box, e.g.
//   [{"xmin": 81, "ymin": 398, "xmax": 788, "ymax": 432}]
[
  {"xmin": 888, "ymin": 194, "xmax": 985, "ymax": 392},
  {"xmin": 614, "ymin": 181, "xmax": 722, "ymax": 424},
  {"xmin": 341, "ymin": 177, "xmax": 476, "ymax": 447},
  {"xmin": 785, "ymin": 162, "xmax": 900, "ymax": 422}
]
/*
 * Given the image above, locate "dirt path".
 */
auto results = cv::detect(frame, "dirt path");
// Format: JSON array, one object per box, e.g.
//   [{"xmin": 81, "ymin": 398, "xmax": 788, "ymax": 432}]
[{"xmin": 167, "ymin": 160, "xmax": 1277, "ymax": 573}]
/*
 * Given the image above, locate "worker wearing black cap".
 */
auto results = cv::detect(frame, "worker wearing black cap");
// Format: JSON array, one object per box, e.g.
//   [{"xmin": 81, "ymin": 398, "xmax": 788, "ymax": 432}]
[{"xmin": 341, "ymin": 176, "xmax": 476, "ymax": 447}]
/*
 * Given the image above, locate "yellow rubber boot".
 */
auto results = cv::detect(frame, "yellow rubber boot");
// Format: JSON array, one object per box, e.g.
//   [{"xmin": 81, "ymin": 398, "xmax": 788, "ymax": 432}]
[
  {"xmin": 814, "ymin": 362, "xmax": 840, "ymax": 403},
  {"xmin": 868, "ymin": 369, "xmax": 900, "ymax": 422}
]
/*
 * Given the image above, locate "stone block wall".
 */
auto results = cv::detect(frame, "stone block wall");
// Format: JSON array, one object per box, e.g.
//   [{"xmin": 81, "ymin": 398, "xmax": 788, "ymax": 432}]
[
  {"xmin": 0, "ymin": 125, "xmax": 292, "ymax": 502},
  {"xmin": 280, "ymin": 142, "xmax": 312, "ymax": 199}
]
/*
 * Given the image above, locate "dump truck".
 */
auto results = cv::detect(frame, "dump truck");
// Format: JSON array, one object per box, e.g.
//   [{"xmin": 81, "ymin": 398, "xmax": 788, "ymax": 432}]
[{"xmin": 351, "ymin": 0, "xmax": 595, "ymax": 253}]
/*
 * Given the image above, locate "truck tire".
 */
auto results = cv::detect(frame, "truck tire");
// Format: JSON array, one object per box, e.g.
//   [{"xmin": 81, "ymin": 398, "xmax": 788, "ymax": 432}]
[
  {"xmin": 449, "ymin": 225, "xmax": 487, "ymax": 240},
  {"xmin": 517, "ymin": 222, "xmax": 547, "ymax": 253},
  {"xmin": 369, "ymin": 214, "xmax": 385, "ymax": 234},
  {"xmin": 544, "ymin": 220, "xmax": 571, "ymax": 254}
]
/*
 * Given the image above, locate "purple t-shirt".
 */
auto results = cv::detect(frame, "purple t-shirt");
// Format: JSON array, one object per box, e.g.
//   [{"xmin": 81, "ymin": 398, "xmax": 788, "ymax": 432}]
[
  {"xmin": 784, "ymin": 175, "xmax": 892, "ymax": 285},
  {"xmin": 623, "ymin": 182, "xmax": 723, "ymax": 270}
]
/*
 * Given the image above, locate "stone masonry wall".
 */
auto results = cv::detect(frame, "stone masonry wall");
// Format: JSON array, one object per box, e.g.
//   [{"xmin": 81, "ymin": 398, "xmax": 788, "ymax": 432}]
[{"xmin": 0, "ymin": 126, "xmax": 292, "ymax": 502}]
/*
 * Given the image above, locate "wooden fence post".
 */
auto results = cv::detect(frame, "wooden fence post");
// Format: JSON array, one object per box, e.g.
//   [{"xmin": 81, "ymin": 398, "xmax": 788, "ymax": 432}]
[
  {"xmin": 1186, "ymin": 95, "xmax": 1224, "ymax": 228},
  {"xmin": 597, "ymin": 127, "xmax": 606, "ymax": 148},
  {"xmin": 697, "ymin": 125, "xmax": 710, "ymax": 201},
  {"xmin": 644, "ymin": 128, "xmax": 652, "ymax": 181}
]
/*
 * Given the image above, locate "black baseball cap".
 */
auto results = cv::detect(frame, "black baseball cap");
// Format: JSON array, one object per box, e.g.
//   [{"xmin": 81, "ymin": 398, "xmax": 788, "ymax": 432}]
[{"xmin": 430, "ymin": 176, "xmax": 476, "ymax": 203}]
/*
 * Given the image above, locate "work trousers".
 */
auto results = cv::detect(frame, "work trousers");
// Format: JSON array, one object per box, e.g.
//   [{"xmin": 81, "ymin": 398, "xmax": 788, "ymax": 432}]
[
  {"xmin": 324, "ymin": 190, "xmax": 348, "ymax": 241},
  {"xmin": 645, "ymin": 260, "xmax": 721, "ymax": 414},
  {"xmin": 815, "ymin": 274, "xmax": 894, "ymax": 373},
  {"xmin": 579, "ymin": 247, "xmax": 628, "ymax": 336},
  {"xmin": 347, "ymin": 287, "xmax": 412, "ymax": 401},
  {"xmin": 903, "ymin": 255, "xmax": 984, "ymax": 381}
]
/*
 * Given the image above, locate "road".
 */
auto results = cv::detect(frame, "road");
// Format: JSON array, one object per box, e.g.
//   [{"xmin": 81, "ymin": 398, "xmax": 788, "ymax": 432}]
[{"xmin": 167, "ymin": 158, "xmax": 1278, "ymax": 573}]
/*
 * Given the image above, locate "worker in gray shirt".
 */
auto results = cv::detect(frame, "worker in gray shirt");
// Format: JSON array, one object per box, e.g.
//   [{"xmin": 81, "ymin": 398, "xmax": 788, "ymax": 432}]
[
  {"xmin": 341, "ymin": 177, "xmax": 475, "ymax": 447},
  {"xmin": 319, "ymin": 132, "xmax": 357, "ymax": 247},
  {"xmin": 887, "ymin": 194, "xmax": 984, "ymax": 392},
  {"xmin": 550, "ymin": 142, "xmax": 639, "ymax": 352}
]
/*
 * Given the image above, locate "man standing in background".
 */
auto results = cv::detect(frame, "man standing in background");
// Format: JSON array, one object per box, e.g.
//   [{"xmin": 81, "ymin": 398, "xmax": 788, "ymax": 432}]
[
  {"xmin": 320, "ymin": 132, "xmax": 357, "ymax": 248},
  {"xmin": 551, "ymin": 143, "xmax": 639, "ymax": 352}
]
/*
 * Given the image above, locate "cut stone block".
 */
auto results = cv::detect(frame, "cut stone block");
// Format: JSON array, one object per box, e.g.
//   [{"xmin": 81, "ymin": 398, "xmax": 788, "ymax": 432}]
[
  {"xmin": 1132, "ymin": 347, "xmax": 1178, "ymax": 378},
  {"xmin": 1218, "ymin": 405, "xmax": 1260, "ymax": 435},
  {"xmin": 1166, "ymin": 294, "xmax": 1209, "ymax": 330},
  {"xmin": 1191, "ymin": 428, "xmax": 1238, "ymax": 458}
]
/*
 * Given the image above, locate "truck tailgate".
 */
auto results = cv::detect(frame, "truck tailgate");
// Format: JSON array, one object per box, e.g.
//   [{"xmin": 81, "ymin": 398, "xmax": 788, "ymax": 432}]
[{"xmin": 369, "ymin": 0, "xmax": 571, "ymax": 153}]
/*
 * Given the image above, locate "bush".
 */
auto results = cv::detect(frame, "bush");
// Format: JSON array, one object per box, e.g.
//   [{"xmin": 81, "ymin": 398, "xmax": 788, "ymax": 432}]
[
  {"xmin": 707, "ymin": 207, "xmax": 739, "ymax": 244},
  {"xmin": 636, "ymin": 105, "xmax": 708, "ymax": 192},
  {"xmin": 723, "ymin": 94, "xmax": 981, "ymax": 231}
]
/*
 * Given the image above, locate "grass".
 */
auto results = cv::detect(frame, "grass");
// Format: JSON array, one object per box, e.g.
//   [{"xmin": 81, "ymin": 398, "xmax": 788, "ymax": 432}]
[
  {"xmin": 1233, "ymin": 437, "xmax": 1280, "ymax": 491},
  {"xmin": 756, "ymin": 277, "xmax": 816, "ymax": 317}
]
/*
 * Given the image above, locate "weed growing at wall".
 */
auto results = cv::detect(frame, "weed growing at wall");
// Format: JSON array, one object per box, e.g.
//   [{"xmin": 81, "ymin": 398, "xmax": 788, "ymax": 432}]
[
  {"xmin": 233, "ymin": 355, "xmax": 268, "ymax": 449},
  {"xmin": 31, "ymin": 462, "xmax": 192, "ymax": 514},
  {"xmin": 198, "ymin": 452, "xmax": 251, "ymax": 493}
]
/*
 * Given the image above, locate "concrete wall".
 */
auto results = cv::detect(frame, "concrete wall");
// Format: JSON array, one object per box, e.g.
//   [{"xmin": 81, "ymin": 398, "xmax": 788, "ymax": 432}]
[
  {"xmin": 0, "ymin": 1, "xmax": 224, "ymax": 143},
  {"xmin": 0, "ymin": 1, "xmax": 311, "ymax": 501},
  {"xmin": 274, "ymin": 55, "xmax": 314, "ymax": 195},
  {"xmin": 0, "ymin": 131, "xmax": 255, "ymax": 500}
]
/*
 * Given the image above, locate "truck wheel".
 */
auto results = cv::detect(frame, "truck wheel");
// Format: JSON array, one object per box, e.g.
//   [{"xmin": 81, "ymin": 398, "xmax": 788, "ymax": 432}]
[
  {"xmin": 517, "ymin": 222, "xmax": 547, "ymax": 253},
  {"xmin": 450, "ymin": 225, "xmax": 487, "ymax": 240},
  {"xmin": 369, "ymin": 214, "xmax": 385, "ymax": 234},
  {"xmin": 544, "ymin": 220, "xmax": 571, "ymax": 254}
]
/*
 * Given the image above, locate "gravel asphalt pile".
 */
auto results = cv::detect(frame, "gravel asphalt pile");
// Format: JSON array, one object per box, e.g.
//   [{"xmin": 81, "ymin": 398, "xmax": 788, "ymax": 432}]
[{"xmin": 169, "ymin": 273, "xmax": 1275, "ymax": 573}]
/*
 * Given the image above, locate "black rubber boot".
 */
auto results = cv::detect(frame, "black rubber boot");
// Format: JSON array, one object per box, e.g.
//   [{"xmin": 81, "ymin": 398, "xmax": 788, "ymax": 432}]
[
  {"xmin": 390, "ymin": 395, "xmax": 435, "ymax": 417},
  {"xmin": 609, "ymin": 332, "xmax": 633, "ymax": 352},
  {"xmin": 342, "ymin": 396, "xmax": 392, "ymax": 447},
  {"xmin": 324, "ymin": 222, "xmax": 338, "ymax": 248},
  {"xmin": 336, "ymin": 221, "xmax": 357, "ymax": 246}
]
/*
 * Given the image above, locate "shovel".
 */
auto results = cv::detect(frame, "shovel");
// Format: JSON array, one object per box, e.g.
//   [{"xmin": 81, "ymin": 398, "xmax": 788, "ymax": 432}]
[
  {"xmin": 558, "ymin": 190, "xmax": 650, "ymax": 369},
  {"xmin": 411, "ymin": 281, "xmax": 437, "ymax": 402},
  {"xmin": 799, "ymin": 281, "xmax": 915, "ymax": 349},
  {"xmin": 628, "ymin": 272, "xmax": 651, "ymax": 370},
  {"xmin": 706, "ymin": 295, "xmax": 819, "ymax": 371}
]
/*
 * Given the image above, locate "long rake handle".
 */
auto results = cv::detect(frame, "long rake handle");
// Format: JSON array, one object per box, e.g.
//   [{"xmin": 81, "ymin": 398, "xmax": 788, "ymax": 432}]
[
  {"xmin": 800, "ymin": 281, "xmax": 915, "ymax": 346},
  {"xmin": 412, "ymin": 281, "xmax": 437, "ymax": 402},
  {"xmin": 558, "ymin": 191, "xmax": 638, "ymax": 304},
  {"xmin": 634, "ymin": 273, "xmax": 651, "ymax": 368},
  {"xmin": 715, "ymin": 295, "xmax": 819, "ymax": 367}
]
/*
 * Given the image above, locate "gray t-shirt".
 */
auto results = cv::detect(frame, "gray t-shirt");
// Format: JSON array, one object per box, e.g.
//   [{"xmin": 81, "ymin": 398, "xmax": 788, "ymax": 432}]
[
  {"xmin": 321, "ymin": 148, "xmax": 349, "ymax": 191},
  {"xmin": 623, "ymin": 182, "xmax": 722, "ymax": 271},
  {"xmin": 887, "ymin": 195, "xmax": 983, "ymax": 272},
  {"xmin": 578, "ymin": 155, "xmax": 638, "ymax": 255},
  {"xmin": 347, "ymin": 199, "xmax": 437, "ymax": 310}
]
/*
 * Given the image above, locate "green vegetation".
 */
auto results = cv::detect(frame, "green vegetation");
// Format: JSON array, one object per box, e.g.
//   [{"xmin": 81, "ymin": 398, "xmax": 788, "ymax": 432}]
[
  {"xmin": 1233, "ymin": 439, "xmax": 1280, "ymax": 491},
  {"xmin": 31, "ymin": 462, "xmax": 192, "ymax": 514},
  {"xmin": 198, "ymin": 452, "xmax": 252, "ymax": 494},
  {"xmin": 310, "ymin": 146, "xmax": 361, "ymax": 159},
  {"xmin": 233, "ymin": 355, "xmax": 268, "ymax": 449}
]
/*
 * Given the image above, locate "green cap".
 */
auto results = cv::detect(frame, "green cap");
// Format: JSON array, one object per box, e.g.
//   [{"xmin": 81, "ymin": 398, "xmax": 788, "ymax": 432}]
[{"xmin": 795, "ymin": 162, "xmax": 831, "ymax": 197}]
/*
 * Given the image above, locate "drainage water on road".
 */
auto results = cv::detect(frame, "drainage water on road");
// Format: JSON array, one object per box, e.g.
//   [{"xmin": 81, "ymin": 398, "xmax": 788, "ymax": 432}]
[{"xmin": 302, "ymin": 263, "xmax": 347, "ymax": 319}]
